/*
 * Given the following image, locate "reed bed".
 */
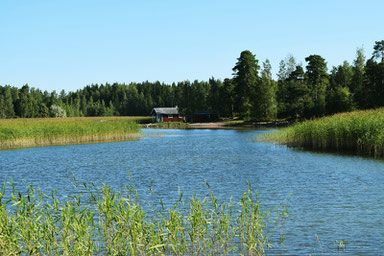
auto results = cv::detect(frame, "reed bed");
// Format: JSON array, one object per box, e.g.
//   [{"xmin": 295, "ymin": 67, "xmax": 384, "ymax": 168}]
[
  {"xmin": 259, "ymin": 108, "xmax": 384, "ymax": 158},
  {"xmin": 0, "ymin": 117, "xmax": 146, "ymax": 149},
  {"xmin": 145, "ymin": 122, "xmax": 190, "ymax": 129},
  {"xmin": 0, "ymin": 181, "xmax": 287, "ymax": 255}
]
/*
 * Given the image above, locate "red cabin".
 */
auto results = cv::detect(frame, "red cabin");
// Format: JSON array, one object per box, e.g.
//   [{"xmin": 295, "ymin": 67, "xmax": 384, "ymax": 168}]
[
  {"xmin": 192, "ymin": 111, "xmax": 220, "ymax": 123},
  {"xmin": 151, "ymin": 107, "xmax": 185, "ymax": 122}
]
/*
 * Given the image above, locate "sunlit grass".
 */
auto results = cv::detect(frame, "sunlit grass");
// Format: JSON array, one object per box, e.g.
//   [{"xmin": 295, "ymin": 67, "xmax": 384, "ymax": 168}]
[
  {"xmin": 0, "ymin": 180, "xmax": 287, "ymax": 255},
  {"xmin": 148, "ymin": 121, "xmax": 189, "ymax": 129},
  {"xmin": 259, "ymin": 108, "xmax": 384, "ymax": 157},
  {"xmin": 0, "ymin": 116, "xmax": 147, "ymax": 149}
]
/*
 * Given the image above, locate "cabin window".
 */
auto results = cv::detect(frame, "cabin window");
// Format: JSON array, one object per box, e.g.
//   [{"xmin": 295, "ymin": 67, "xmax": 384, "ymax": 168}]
[{"xmin": 168, "ymin": 114, "xmax": 173, "ymax": 118}]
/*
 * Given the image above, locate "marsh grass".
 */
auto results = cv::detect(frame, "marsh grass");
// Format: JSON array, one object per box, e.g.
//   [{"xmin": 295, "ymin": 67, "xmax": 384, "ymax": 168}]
[
  {"xmin": 0, "ymin": 180, "xmax": 287, "ymax": 255},
  {"xmin": 148, "ymin": 122, "xmax": 190, "ymax": 129},
  {"xmin": 259, "ymin": 108, "xmax": 384, "ymax": 158},
  {"xmin": 0, "ymin": 117, "xmax": 146, "ymax": 150}
]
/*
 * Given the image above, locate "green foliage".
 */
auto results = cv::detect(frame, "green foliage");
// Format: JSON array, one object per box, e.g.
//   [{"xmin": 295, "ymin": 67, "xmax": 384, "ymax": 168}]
[
  {"xmin": 39, "ymin": 103, "xmax": 50, "ymax": 117},
  {"xmin": 0, "ymin": 181, "xmax": 286, "ymax": 255},
  {"xmin": 0, "ymin": 86, "xmax": 15, "ymax": 118},
  {"xmin": 352, "ymin": 48, "xmax": 368, "ymax": 108},
  {"xmin": 255, "ymin": 59, "xmax": 277, "ymax": 120},
  {"xmin": 305, "ymin": 54, "xmax": 329, "ymax": 116},
  {"xmin": 232, "ymin": 50, "xmax": 260, "ymax": 119},
  {"xmin": 278, "ymin": 65, "xmax": 312, "ymax": 120},
  {"xmin": 327, "ymin": 62, "xmax": 355, "ymax": 114},
  {"xmin": 50, "ymin": 104, "xmax": 67, "ymax": 118},
  {"xmin": 373, "ymin": 40, "xmax": 384, "ymax": 63},
  {"xmin": 326, "ymin": 85, "xmax": 354, "ymax": 114},
  {"xmin": 365, "ymin": 58, "xmax": 384, "ymax": 107}
]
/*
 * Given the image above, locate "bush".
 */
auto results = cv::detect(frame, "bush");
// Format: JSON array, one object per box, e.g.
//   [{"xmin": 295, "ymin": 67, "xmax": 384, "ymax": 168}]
[{"xmin": 49, "ymin": 105, "xmax": 67, "ymax": 118}]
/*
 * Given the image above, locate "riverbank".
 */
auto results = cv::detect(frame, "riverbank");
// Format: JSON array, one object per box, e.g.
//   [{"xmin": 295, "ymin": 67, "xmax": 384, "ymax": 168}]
[
  {"xmin": 260, "ymin": 108, "xmax": 384, "ymax": 158},
  {"xmin": 142, "ymin": 119, "xmax": 289, "ymax": 129},
  {"xmin": 0, "ymin": 117, "xmax": 144, "ymax": 150}
]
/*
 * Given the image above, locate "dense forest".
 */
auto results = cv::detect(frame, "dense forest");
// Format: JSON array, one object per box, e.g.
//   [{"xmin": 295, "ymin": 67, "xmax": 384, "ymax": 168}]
[{"xmin": 1, "ymin": 40, "xmax": 383, "ymax": 121}]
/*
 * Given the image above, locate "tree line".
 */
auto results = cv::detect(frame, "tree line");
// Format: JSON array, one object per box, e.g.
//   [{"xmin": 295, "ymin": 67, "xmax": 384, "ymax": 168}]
[{"xmin": 0, "ymin": 40, "xmax": 383, "ymax": 121}]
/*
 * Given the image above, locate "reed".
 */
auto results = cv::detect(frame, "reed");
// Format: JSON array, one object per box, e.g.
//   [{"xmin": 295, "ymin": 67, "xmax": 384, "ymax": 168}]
[
  {"xmin": 0, "ymin": 117, "xmax": 146, "ymax": 149},
  {"xmin": 259, "ymin": 108, "xmax": 384, "ymax": 157},
  {"xmin": 146, "ymin": 122, "xmax": 190, "ymax": 129},
  {"xmin": 0, "ymin": 181, "xmax": 287, "ymax": 255}
]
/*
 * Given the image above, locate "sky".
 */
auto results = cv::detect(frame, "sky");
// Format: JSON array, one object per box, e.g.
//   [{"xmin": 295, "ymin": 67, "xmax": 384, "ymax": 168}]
[{"xmin": 1, "ymin": 0, "xmax": 383, "ymax": 92}]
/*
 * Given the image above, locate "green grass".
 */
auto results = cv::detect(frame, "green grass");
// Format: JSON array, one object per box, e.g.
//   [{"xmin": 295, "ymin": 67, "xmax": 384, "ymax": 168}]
[
  {"xmin": 0, "ymin": 117, "xmax": 145, "ymax": 149},
  {"xmin": 259, "ymin": 108, "xmax": 384, "ymax": 158},
  {"xmin": 147, "ymin": 121, "xmax": 190, "ymax": 129},
  {"xmin": 0, "ymin": 180, "xmax": 287, "ymax": 255}
]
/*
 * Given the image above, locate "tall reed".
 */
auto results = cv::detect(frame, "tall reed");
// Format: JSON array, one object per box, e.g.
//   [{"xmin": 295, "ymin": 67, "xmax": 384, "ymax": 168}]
[
  {"xmin": 0, "ymin": 117, "xmax": 145, "ymax": 149},
  {"xmin": 0, "ymin": 180, "xmax": 287, "ymax": 255},
  {"xmin": 259, "ymin": 108, "xmax": 384, "ymax": 157}
]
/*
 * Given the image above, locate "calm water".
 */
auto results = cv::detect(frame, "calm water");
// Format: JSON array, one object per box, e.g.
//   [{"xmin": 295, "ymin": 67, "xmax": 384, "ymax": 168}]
[{"xmin": 1, "ymin": 128, "xmax": 384, "ymax": 255}]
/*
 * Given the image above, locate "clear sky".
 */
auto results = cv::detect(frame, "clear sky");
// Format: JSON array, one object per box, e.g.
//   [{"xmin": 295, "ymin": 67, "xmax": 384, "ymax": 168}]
[{"xmin": 1, "ymin": 0, "xmax": 383, "ymax": 92}]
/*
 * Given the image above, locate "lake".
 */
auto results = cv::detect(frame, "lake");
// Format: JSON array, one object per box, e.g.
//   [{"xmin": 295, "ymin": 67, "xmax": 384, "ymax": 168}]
[{"xmin": 1, "ymin": 128, "xmax": 384, "ymax": 255}]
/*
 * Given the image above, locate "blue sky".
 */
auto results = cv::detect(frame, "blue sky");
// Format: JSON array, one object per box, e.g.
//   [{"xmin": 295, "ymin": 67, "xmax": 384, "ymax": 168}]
[{"xmin": 1, "ymin": 0, "xmax": 383, "ymax": 92}]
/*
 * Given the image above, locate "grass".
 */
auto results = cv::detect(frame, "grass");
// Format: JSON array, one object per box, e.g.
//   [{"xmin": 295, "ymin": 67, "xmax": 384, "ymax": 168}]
[
  {"xmin": 146, "ymin": 121, "xmax": 190, "ymax": 129},
  {"xmin": 259, "ymin": 108, "xmax": 384, "ymax": 158},
  {"xmin": 0, "ymin": 180, "xmax": 287, "ymax": 255},
  {"xmin": 0, "ymin": 116, "xmax": 147, "ymax": 150}
]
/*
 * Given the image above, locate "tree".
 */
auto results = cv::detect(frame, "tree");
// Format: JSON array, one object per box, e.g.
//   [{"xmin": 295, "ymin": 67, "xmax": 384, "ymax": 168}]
[
  {"xmin": 59, "ymin": 89, "xmax": 66, "ymax": 99},
  {"xmin": 351, "ymin": 48, "xmax": 367, "ymax": 108},
  {"xmin": 305, "ymin": 55, "xmax": 329, "ymax": 116},
  {"xmin": 207, "ymin": 78, "xmax": 223, "ymax": 113},
  {"xmin": 284, "ymin": 66, "xmax": 312, "ymax": 119},
  {"xmin": 105, "ymin": 101, "xmax": 115, "ymax": 116},
  {"xmin": 3, "ymin": 86, "xmax": 15, "ymax": 118},
  {"xmin": 255, "ymin": 59, "xmax": 277, "ymax": 120},
  {"xmin": 80, "ymin": 94, "xmax": 87, "ymax": 116},
  {"xmin": 373, "ymin": 40, "xmax": 384, "ymax": 63},
  {"xmin": 232, "ymin": 50, "xmax": 260, "ymax": 118},
  {"xmin": 327, "ymin": 61, "xmax": 355, "ymax": 114},
  {"xmin": 277, "ymin": 55, "xmax": 296, "ymax": 81},
  {"xmin": 330, "ymin": 61, "xmax": 353, "ymax": 89},
  {"xmin": 39, "ymin": 103, "xmax": 50, "ymax": 117},
  {"xmin": 276, "ymin": 56, "xmax": 297, "ymax": 118},
  {"xmin": 326, "ymin": 85, "xmax": 354, "ymax": 114},
  {"xmin": 50, "ymin": 104, "xmax": 67, "ymax": 117},
  {"xmin": 365, "ymin": 58, "xmax": 384, "ymax": 107},
  {"xmin": 50, "ymin": 90, "xmax": 60, "ymax": 106},
  {"xmin": 0, "ymin": 94, "xmax": 4, "ymax": 118},
  {"xmin": 222, "ymin": 79, "xmax": 235, "ymax": 117},
  {"xmin": 16, "ymin": 84, "xmax": 33, "ymax": 118}
]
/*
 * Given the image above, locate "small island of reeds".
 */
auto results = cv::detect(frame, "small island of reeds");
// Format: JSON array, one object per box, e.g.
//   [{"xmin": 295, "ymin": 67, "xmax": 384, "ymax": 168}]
[
  {"xmin": 260, "ymin": 108, "xmax": 384, "ymax": 158},
  {"xmin": 0, "ymin": 117, "xmax": 148, "ymax": 150}
]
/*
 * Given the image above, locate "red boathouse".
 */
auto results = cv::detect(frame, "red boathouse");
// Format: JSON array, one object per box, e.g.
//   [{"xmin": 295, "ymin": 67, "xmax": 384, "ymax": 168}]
[
  {"xmin": 192, "ymin": 111, "xmax": 220, "ymax": 122},
  {"xmin": 151, "ymin": 107, "xmax": 185, "ymax": 122}
]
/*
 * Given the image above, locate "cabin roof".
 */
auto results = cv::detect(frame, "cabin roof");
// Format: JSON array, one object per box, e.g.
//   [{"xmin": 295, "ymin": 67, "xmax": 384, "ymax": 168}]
[{"xmin": 151, "ymin": 107, "xmax": 179, "ymax": 115}]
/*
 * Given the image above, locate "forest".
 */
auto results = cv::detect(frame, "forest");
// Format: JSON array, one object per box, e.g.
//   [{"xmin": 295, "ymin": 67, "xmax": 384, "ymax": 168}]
[{"xmin": 0, "ymin": 40, "xmax": 383, "ymax": 121}]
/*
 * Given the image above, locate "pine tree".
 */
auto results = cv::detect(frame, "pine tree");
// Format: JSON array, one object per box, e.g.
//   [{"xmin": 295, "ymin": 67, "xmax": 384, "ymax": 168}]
[
  {"xmin": 305, "ymin": 55, "xmax": 329, "ymax": 116},
  {"xmin": 232, "ymin": 50, "xmax": 260, "ymax": 119}
]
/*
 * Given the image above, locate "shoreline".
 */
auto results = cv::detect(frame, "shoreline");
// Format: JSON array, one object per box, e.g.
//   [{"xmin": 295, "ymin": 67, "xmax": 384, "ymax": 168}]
[{"xmin": 141, "ymin": 120, "xmax": 289, "ymax": 129}]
